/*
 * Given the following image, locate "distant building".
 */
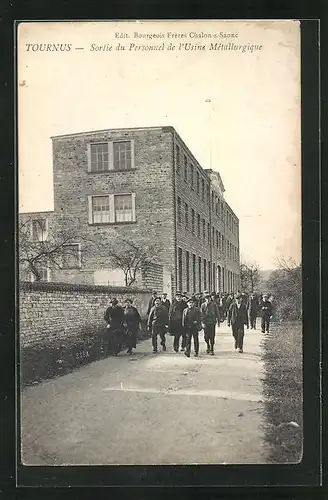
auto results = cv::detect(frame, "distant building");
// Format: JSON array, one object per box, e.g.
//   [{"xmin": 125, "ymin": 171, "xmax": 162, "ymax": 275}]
[{"xmin": 19, "ymin": 126, "xmax": 240, "ymax": 297}]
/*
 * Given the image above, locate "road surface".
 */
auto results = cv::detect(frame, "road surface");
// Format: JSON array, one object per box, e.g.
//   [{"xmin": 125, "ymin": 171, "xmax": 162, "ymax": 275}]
[{"xmin": 21, "ymin": 321, "xmax": 268, "ymax": 465}]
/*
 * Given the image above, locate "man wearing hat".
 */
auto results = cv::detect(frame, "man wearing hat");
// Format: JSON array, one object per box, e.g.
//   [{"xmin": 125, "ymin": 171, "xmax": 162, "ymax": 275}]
[
  {"xmin": 259, "ymin": 294, "xmax": 273, "ymax": 333},
  {"xmin": 227, "ymin": 293, "xmax": 248, "ymax": 353},
  {"xmin": 147, "ymin": 290, "xmax": 158, "ymax": 316},
  {"xmin": 182, "ymin": 296, "xmax": 202, "ymax": 357},
  {"xmin": 169, "ymin": 291, "xmax": 187, "ymax": 352},
  {"xmin": 200, "ymin": 293, "xmax": 221, "ymax": 355},
  {"xmin": 161, "ymin": 292, "xmax": 171, "ymax": 311},
  {"xmin": 147, "ymin": 296, "xmax": 169, "ymax": 353},
  {"xmin": 104, "ymin": 298, "xmax": 125, "ymax": 356}
]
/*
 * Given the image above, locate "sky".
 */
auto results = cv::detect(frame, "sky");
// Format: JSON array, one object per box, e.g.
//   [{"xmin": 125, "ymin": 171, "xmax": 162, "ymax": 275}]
[{"xmin": 18, "ymin": 20, "xmax": 301, "ymax": 270}]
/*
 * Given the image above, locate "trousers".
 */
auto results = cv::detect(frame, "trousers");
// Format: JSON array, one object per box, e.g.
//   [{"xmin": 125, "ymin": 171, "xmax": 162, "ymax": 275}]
[
  {"xmin": 232, "ymin": 324, "xmax": 245, "ymax": 349},
  {"xmin": 185, "ymin": 328, "xmax": 199, "ymax": 356},
  {"xmin": 249, "ymin": 312, "xmax": 257, "ymax": 329},
  {"xmin": 152, "ymin": 330, "xmax": 166, "ymax": 351},
  {"xmin": 173, "ymin": 332, "xmax": 187, "ymax": 351},
  {"xmin": 203, "ymin": 324, "xmax": 216, "ymax": 352},
  {"xmin": 261, "ymin": 317, "xmax": 270, "ymax": 332}
]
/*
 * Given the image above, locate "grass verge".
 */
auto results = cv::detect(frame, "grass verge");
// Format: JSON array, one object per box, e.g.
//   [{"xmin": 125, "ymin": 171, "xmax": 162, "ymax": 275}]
[{"xmin": 262, "ymin": 321, "xmax": 303, "ymax": 463}]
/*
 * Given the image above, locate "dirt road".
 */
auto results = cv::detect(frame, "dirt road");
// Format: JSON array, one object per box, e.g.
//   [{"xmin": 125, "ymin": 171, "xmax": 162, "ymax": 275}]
[{"xmin": 21, "ymin": 321, "xmax": 268, "ymax": 465}]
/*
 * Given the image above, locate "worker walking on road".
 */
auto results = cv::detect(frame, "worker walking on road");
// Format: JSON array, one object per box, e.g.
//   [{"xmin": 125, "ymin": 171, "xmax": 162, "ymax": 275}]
[
  {"xmin": 147, "ymin": 297, "xmax": 169, "ymax": 353},
  {"xmin": 182, "ymin": 297, "xmax": 202, "ymax": 358},
  {"xmin": 201, "ymin": 293, "xmax": 221, "ymax": 355},
  {"xmin": 260, "ymin": 293, "xmax": 273, "ymax": 333},
  {"xmin": 227, "ymin": 293, "xmax": 248, "ymax": 353},
  {"xmin": 169, "ymin": 291, "xmax": 187, "ymax": 352}
]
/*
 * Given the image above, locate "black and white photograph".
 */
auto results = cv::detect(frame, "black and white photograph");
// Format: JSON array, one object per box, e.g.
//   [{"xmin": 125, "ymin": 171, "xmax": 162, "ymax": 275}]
[{"xmin": 18, "ymin": 20, "xmax": 302, "ymax": 467}]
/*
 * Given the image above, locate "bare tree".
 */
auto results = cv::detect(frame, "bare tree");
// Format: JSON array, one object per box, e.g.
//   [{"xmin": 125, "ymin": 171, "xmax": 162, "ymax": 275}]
[
  {"xmin": 267, "ymin": 256, "xmax": 302, "ymax": 321},
  {"xmin": 240, "ymin": 261, "xmax": 261, "ymax": 293},
  {"xmin": 103, "ymin": 234, "xmax": 161, "ymax": 287},
  {"xmin": 19, "ymin": 216, "xmax": 96, "ymax": 281}
]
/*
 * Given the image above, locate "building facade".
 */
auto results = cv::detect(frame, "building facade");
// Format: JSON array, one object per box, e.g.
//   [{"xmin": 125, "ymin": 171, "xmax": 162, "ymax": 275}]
[{"xmin": 20, "ymin": 126, "xmax": 240, "ymax": 298}]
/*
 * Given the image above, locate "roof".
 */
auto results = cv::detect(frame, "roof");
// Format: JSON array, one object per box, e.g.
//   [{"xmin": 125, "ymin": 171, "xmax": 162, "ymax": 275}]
[{"xmin": 50, "ymin": 126, "xmax": 169, "ymax": 140}]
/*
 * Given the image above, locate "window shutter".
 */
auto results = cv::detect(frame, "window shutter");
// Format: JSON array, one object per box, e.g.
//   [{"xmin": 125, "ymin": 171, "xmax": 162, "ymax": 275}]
[
  {"xmin": 131, "ymin": 192, "xmax": 136, "ymax": 222},
  {"xmin": 109, "ymin": 194, "xmax": 115, "ymax": 223},
  {"xmin": 87, "ymin": 144, "xmax": 92, "ymax": 172},
  {"xmin": 88, "ymin": 196, "xmax": 93, "ymax": 224},
  {"xmin": 108, "ymin": 142, "xmax": 114, "ymax": 171},
  {"xmin": 130, "ymin": 140, "xmax": 135, "ymax": 168}
]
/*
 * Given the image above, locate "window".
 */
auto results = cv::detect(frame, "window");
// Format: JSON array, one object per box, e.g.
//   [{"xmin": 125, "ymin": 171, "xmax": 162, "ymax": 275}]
[
  {"xmin": 91, "ymin": 196, "xmax": 110, "ymax": 223},
  {"xmin": 88, "ymin": 194, "xmax": 136, "ymax": 224},
  {"xmin": 62, "ymin": 243, "xmax": 81, "ymax": 269},
  {"xmin": 191, "ymin": 208, "xmax": 195, "ymax": 233},
  {"xmin": 190, "ymin": 164, "xmax": 194, "ymax": 189},
  {"xmin": 89, "ymin": 143, "xmax": 109, "ymax": 172},
  {"xmin": 207, "ymin": 223, "xmax": 210, "ymax": 243},
  {"xmin": 196, "ymin": 172, "xmax": 200, "ymax": 195},
  {"xmin": 207, "ymin": 185, "xmax": 210, "ymax": 206},
  {"xmin": 202, "ymin": 179, "xmax": 205, "ymax": 200},
  {"xmin": 211, "ymin": 191, "xmax": 215, "ymax": 211},
  {"xmin": 185, "ymin": 202, "xmax": 189, "ymax": 228},
  {"xmin": 219, "ymin": 232, "xmax": 221, "ymax": 252},
  {"xmin": 31, "ymin": 262, "xmax": 50, "ymax": 282},
  {"xmin": 113, "ymin": 141, "xmax": 132, "ymax": 171},
  {"xmin": 114, "ymin": 194, "xmax": 133, "ymax": 222},
  {"xmin": 198, "ymin": 257, "xmax": 202, "ymax": 292},
  {"xmin": 192, "ymin": 254, "xmax": 196, "ymax": 293},
  {"xmin": 184, "ymin": 155, "xmax": 188, "ymax": 181},
  {"xmin": 197, "ymin": 214, "xmax": 201, "ymax": 237},
  {"xmin": 88, "ymin": 140, "xmax": 134, "ymax": 172},
  {"xmin": 212, "ymin": 226, "xmax": 215, "ymax": 246},
  {"xmin": 216, "ymin": 230, "xmax": 219, "ymax": 248},
  {"xmin": 176, "ymin": 144, "xmax": 180, "ymax": 174},
  {"xmin": 186, "ymin": 251, "xmax": 190, "ymax": 292},
  {"xmin": 177, "ymin": 197, "xmax": 182, "ymax": 224},
  {"xmin": 178, "ymin": 247, "xmax": 183, "ymax": 291},
  {"xmin": 208, "ymin": 261, "xmax": 211, "ymax": 290},
  {"xmin": 31, "ymin": 218, "xmax": 48, "ymax": 242},
  {"xmin": 204, "ymin": 259, "xmax": 207, "ymax": 289},
  {"xmin": 202, "ymin": 219, "xmax": 206, "ymax": 239},
  {"xmin": 216, "ymin": 197, "xmax": 219, "ymax": 216}
]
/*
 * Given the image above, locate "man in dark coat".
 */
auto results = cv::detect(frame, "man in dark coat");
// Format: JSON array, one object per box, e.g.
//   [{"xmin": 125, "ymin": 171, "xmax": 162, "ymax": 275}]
[
  {"xmin": 147, "ymin": 297, "xmax": 169, "ymax": 353},
  {"xmin": 182, "ymin": 297, "xmax": 202, "ymax": 357},
  {"xmin": 161, "ymin": 292, "xmax": 171, "ymax": 311},
  {"xmin": 260, "ymin": 294, "xmax": 273, "ymax": 333},
  {"xmin": 123, "ymin": 298, "xmax": 142, "ymax": 355},
  {"xmin": 169, "ymin": 291, "xmax": 187, "ymax": 352},
  {"xmin": 147, "ymin": 290, "xmax": 158, "ymax": 316},
  {"xmin": 248, "ymin": 293, "xmax": 259, "ymax": 329},
  {"xmin": 201, "ymin": 293, "xmax": 221, "ymax": 355},
  {"xmin": 104, "ymin": 298, "xmax": 125, "ymax": 355},
  {"xmin": 227, "ymin": 293, "xmax": 248, "ymax": 353}
]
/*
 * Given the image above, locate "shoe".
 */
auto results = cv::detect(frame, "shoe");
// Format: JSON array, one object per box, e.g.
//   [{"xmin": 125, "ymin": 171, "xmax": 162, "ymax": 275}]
[
  {"xmin": 194, "ymin": 353, "xmax": 199, "ymax": 357},
  {"xmin": 180, "ymin": 347, "xmax": 185, "ymax": 352},
  {"xmin": 153, "ymin": 349, "xmax": 158, "ymax": 354},
  {"xmin": 174, "ymin": 348, "xmax": 178, "ymax": 353},
  {"xmin": 127, "ymin": 349, "xmax": 132, "ymax": 354},
  {"xmin": 184, "ymin": 351, "xmax": 190, "ymax": 358},
  {"xmin": 162, "ymin": 344, "xmax": 167, "ymax": 352},
  {"xmin": 210, "ymin": 351, "xmax": 214, "ymax": 356},
  {"xmin": 206, "ymin": 348, "xmax": 210, "ymax": 354},
  {"xmin": 261, "ymin": 330, "xmax": 265, "ymax": 333},
  {"xmin": 239, "ymin": 348, "xmax": 243, "ymax": 353}
]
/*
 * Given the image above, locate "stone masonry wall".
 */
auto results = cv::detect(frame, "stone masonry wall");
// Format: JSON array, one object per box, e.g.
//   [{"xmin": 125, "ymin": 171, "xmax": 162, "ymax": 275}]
[
  {"xmin": 51, "ymin": 127, "xmax": 176, "ymax": 289},
  {"xmin": 19, "ymin": 281, "xmax": 151, "ymax": 349}
]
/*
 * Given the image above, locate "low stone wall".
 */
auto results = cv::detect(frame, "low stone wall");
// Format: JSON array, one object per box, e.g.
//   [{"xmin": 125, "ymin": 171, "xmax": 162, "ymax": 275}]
[{"xmin": 19, "ymin": 282, "xmax": 151, "ymax": 386}]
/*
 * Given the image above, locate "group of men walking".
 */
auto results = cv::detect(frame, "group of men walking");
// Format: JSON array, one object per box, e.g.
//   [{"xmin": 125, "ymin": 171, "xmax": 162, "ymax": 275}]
[
  {"xmin": 146, "ymin": 289, "xmax": 273, "ymax": 357},
  {"xmin": 103, "ymin": 290, "xmax": 273, "ymax": 358}
]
